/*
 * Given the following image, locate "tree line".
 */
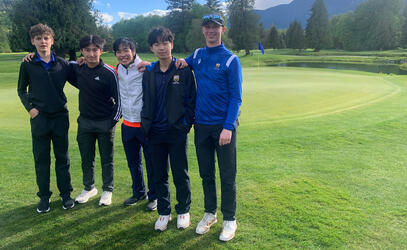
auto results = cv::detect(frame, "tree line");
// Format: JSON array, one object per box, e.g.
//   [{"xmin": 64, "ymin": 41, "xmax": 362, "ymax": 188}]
[
  {"xmin": 0, "ymin": 0, "xmax": 406, "ymax": 55},
  {"xmin": 263, "ymin": 0, "xmax": 407, "ymax": 52}
]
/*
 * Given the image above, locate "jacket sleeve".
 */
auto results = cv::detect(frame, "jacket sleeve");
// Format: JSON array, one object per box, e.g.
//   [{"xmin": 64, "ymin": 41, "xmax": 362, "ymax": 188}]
[
  {"xmin": 17, "ymin": 62, "xmax": 32, "ymax": 112},
  {"xmin": 66, "ymin": 61, "xmax": 78, "ymax": 88},
  {"xmin": 224, "ymin": 56, "xmax": 242, "ymax": 130},
  {"xmin": 140, "ymin": 71, "xmax": 149, "ymax": 121},
  {"xmin": 185, "ymin": 53, "xmax": 194, "ymax": 70},
  {"xmin": 110, "ymin": 70, "xmax": 121, "ymax": 122},
  {"xmin": 184, "ymin": 67, "xmax": 196, "ymax": 126}
]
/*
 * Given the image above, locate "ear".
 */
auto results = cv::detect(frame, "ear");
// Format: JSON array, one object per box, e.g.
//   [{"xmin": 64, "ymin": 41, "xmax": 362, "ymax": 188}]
[
  {"xmin": 150, "ymin": 46, "xmax": 154, "ymax": 52},
  {"xmin": 221, "ymin": 26, "xmax": 226, "ymax": 33},
  {"xmin": 170, "ymin": 42, "xmax": 174, "ymax": 50},
  {"xmin": 31, "ymin": 38, "xmax": 35, "ymax": 46},
  {"xmin": 50, "ymin": 37, "xmax": 54, "ymax": 46}
]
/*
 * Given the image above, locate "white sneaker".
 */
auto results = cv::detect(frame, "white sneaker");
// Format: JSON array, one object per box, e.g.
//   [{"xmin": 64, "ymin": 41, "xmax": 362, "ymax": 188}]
[
  {"xmin": 155, "ymin": 215, "xmax": 171, "ymax": 231},
  {"xmin": 177, "ymin": 213, "xmax": 190, "ymax": 230},
  {"xmin": 99, "ymin": 191, "xmax": 112, "ymax": 206},
  {"xmin": 219, "ymin": 220, "xmax": 237, "ymax": 241},
  {"xmin": 75, "ymin": 188, "xmax": 98, "ymax": 204},
  {"xmin": 195, "ymin": 212, "xmax": 217, "ymax": 235}
]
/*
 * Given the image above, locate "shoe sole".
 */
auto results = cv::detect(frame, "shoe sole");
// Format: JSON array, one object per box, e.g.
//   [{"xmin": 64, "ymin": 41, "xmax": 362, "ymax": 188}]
[
  {"xmin": 219, "ymin": 232, "xmax": 236, "ymax": 242},
  {"xmin": 62, "ymin": 203, "xmax": 75, "ymax": 210},
  {"xmin": 146, "ymin": 206, "xmax": 157, "ymax": 211},
  {"xmin": 37, "ymin": 207, "xmax": 50, "ymax": 213},
  {"xmin": 196, "ymin": 219, "xmax": 218, "ymax": 235},
  {"xmin": 99, "ymin": 202, "xmax": 112, "ymax": 206},
  {"xmin": 177, "ymin": 222, "xmax": 190, "ymax": 230}
]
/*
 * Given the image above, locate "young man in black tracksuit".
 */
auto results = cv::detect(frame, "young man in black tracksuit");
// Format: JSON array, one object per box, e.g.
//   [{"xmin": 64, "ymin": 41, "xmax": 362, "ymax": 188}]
[
  {"xmin": 141, "ymin": 27, "xmax": 196, "ymax": 231},
  {"xmin": 17, "ymin": 24, "xmax": 75, "ymax": 213},
  {"xmin": 71, "ymin": 35, "xmax": 121, "ymax": 206}
]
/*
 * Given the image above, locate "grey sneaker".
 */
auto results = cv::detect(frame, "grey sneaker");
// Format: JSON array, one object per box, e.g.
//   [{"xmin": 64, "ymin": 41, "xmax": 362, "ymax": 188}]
[
  {"xmin": 123, "ymin": 194, "xmax": 147, "ymax": 206},
  {"xmin": 146, "ymin": 199, "xmax": 157, "ymax": 211}
]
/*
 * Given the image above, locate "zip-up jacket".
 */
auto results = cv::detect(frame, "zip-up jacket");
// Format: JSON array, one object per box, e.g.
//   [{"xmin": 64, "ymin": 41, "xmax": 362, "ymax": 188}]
[
  {"xmin": 185, "ymin": 43, "xmax": 242, "ymax": 130},
  {"xmin": 141, "ymin": 59, "xmax": 196, "ymax": 137},
  {"xmin": 17, "ymin": 55, "xmax": 73, "ymax": 114},
  {"xmin": 117, "ymin": 55, "xmax": 143, "ymax": 123},
  {"xmin": 70, "ymin": 60, "xmax": 121, "ymax": 124}
]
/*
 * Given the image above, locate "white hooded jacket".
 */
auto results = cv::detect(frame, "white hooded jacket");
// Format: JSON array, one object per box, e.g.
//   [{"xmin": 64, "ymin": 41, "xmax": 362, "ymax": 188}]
[{"xmin": 117, "ymin": 55, "xmax": 143, "ymax": 123}]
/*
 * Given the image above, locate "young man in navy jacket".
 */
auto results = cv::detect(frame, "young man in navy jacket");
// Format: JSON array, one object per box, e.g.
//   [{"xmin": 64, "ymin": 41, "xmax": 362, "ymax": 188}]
[
  {"xmin": 180, "ymin": 14, "xmax": 242, "ymax": 241},
  {"xmin": 141, "ymin": 27, "xmax": 196, "ymax": 231}
]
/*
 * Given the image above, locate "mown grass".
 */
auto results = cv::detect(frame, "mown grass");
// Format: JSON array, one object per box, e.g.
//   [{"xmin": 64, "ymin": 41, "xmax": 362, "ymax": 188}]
[{"xmin": 0, "ymin": 51, "xmax": 407, "ymax": 249}]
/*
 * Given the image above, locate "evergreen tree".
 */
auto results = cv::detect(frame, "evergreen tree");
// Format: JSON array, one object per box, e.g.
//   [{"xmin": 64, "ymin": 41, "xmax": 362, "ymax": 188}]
[
  {"xmin": 0, "ymin": 0, "xmax": 12, "ymax": 52},
  {"xmin": 402, "ymin": 7, "xmax": 407, "ymax": 48},
  {"xmin": 351, "ymin": 0, "xmax": 403, "ymax": 50},
  {"xmin": 268, "ymin": 25, "xmax": 279, "ymax": 49},
  {"xmin": 8, "ymin": 0, "xmax": 97, "ymax": 58},
  {"xmin": 305, "ymin": 0, "xmax": 331, "ymax": 52},
  {"xmin": 287, "ymin": 20, "xmax": 305, "ymax": 50},
  {"xmin": 227, "ymin": 0, "xmax": 259, "ymax": 55},
  {"xmin": 165, "ymin": 0, "xmax": 195, "ymax": 52},
  {"xmin": 206, "ymin": 0, "xmax": 221, "ymax": 12}
]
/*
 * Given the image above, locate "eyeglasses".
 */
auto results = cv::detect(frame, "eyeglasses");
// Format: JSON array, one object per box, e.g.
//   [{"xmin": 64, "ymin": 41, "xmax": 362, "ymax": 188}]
[{"xmin": 202, "ymin": 14, "xmax": 223, "ymax": 23}]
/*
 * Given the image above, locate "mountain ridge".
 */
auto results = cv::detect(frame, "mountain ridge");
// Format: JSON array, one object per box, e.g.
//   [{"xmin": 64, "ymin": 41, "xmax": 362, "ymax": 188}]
[{"xmin": 255, "ymin": 0, "xmax": 406, "ymax": 29}]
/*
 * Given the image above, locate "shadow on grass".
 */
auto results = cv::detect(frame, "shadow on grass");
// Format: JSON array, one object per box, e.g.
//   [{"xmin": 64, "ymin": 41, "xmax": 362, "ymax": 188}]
[{"xmin": 0, "ymin": 198, "xmax": 234, "ymax": 249}]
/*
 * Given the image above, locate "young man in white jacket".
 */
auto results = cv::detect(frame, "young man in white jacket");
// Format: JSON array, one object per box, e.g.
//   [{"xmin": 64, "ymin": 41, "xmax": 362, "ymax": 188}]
[{"xmin": 114, "ymin": 37, "xmax": 157, "ymax": 210}]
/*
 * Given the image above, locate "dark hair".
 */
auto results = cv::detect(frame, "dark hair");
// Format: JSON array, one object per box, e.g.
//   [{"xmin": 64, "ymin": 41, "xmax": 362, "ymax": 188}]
[
  {"xmin": 113, "ymin": 37, "xmax": 137, "ymax": 55},
  {"xmin": 147, "ymin": 26, "xmax": 174, "ymax": 46},
  {"xmin": 29, "ymin": 23, "xmax": 54, "ymax": 39},
  {"xmin": 79, "ymin": 35, "xmax": 105, "ymax": 50}
]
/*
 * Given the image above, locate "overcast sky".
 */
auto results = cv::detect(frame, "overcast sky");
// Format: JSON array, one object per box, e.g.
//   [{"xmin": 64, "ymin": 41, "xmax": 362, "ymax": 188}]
[{"xmin": 95, "ymin": 0, "xmax": 294, "ymax": 24}]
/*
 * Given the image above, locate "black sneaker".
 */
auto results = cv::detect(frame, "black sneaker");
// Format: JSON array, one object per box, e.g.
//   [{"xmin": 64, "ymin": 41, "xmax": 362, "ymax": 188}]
[
  {"xmin": 37, "ymin": 197, "xmax": 50, "ymax": 213},
  {"xmin": 62, "ymin": 196, "xmax": 75, "ymax": 210},
  {"xmin": 123, "ymin": 194, "xmax": 147, "ymax": 206},
  {"xmin": 146, "ymin": 199, "xmax": 157, "ymax": 211}
]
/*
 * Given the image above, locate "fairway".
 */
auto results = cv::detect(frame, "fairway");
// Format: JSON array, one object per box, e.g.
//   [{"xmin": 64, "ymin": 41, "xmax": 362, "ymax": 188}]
[{"xmin": 1, "ymin": 54, "xmax": 407, "ymax": 249}]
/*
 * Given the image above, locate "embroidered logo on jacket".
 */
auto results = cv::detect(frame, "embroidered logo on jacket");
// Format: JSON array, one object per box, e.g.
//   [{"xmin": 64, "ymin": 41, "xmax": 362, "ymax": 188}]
[
  {"xmin": 216, "ymin": 63, "xmax": 220, "ymax": 68},
  {"xmin": 94, "ymin": 76, "xmax": 100, "ymax": 81},
  {"xmin": 172, "ymin": 75, "xmax": 180, "ymax": 84}
]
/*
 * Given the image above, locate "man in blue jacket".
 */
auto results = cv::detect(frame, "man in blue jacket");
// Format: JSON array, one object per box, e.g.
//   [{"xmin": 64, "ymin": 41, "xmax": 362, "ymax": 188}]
[{"xmin": 182, "ymin": 14, "xmax": 242, "ymax": 241}]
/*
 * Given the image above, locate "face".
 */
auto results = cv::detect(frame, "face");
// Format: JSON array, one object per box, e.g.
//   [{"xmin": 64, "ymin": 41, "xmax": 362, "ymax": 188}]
[
  {"xmin": 202, "ymin": 23, "xmax": 226, "ymax": 47},
  {"xmin": 115, "ymin": 44, "xmax": 136, "ymax": 67},
  {"xmin": 81, "ymin": 44, "xmax": 103, "ymax": 67},
  {"xmin": 150, "ymin": 40, "xmax": 173, "ymax": 61},
  {"xmin": 31, "ymin": 33, "xmax": 54, "ymax": 54}
]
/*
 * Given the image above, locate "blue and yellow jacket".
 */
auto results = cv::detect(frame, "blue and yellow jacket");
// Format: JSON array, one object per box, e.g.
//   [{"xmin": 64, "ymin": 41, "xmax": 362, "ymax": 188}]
[{"xmin": 186, "ymin": 43, "xmax": 242, "ymax": 130}]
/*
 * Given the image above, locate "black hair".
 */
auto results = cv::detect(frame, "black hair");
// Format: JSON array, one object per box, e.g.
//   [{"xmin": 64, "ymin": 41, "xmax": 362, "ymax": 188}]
[
  {"xmin": 147, "ymin": 26, "xmax": 174, "ymax": 46},
  {"xmin": 79, "ymin": 35, "xmax": 105, "ymax": 50},
  {"xmin": 113, "ymin": 37, "xmax": 137, "ymax": 55}
]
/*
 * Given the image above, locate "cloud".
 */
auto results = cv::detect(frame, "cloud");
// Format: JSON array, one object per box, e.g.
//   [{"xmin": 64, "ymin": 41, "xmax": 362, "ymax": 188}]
[
  {"xmin": 100, "ymin": 12, "xmax": 114, "ymax": 23},
  {"xmin": 117, "ymin": 12, "xmax": 139, "ymax": 19},
  {"xmin": 254, "ymin": 0, "xmax": 293, "ymax": 10},
  {"xmin": 106, "ymin": 3, "xmax": 110, "ymax": 7},
  {"xmin": 118, "ymin": 9, "xmax": 171, "ymax": 20}
]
